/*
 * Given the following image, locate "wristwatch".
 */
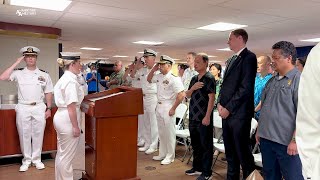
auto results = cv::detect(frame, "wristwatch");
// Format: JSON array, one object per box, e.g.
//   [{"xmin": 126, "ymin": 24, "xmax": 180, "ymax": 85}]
[
  {"xmin": 291, "ymin": 136, "xmax": 296, "ymax": 142},
  {"xmin": 46, "ymin": 107, "xmax": 52, "ymax": 111}
]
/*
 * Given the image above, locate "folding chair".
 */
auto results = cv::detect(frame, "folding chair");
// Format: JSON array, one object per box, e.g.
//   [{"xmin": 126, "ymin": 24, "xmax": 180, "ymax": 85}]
[
  {"xmin": 249, "ymin": 118, "xmax": 263, "ymax": 167},
  {"xmin": 175, "ymin": 104, "xmax": 190, "ymax": 161},
  {"xmin": 212, "ymin": 117, "xmax": 259, "ymax": 171}
]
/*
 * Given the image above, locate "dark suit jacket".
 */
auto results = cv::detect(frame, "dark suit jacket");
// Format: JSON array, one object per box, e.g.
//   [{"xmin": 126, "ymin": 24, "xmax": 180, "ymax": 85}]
[{"xmin": 219, "ymin": 48, "xmax": 257, "ymax": 120}]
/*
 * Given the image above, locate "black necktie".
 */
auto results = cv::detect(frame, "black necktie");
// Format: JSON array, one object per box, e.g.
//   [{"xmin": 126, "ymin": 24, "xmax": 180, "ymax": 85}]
[{"xmin": 225, "ymin": 55, "xmax": 238, "ymax": 74}]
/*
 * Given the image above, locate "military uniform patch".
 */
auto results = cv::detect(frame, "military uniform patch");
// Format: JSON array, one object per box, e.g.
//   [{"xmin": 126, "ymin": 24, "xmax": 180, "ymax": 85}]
[
  {"xmin": 163, "ymin": 80, "xmax": 169, "ymax": 84},
  {"xmin": 38, "ymin": 76, "xmax": 46, "ymax": 82}
]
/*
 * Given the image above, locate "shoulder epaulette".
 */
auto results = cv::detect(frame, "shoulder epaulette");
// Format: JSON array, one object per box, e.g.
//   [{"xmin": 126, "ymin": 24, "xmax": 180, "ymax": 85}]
[
  {"xmin": 171, "ymin": 73, "xmax": 177, "ymax": 77},
  {"xmin": 14, "ymin": 68, "xmax": 24, "ymax": 71},
  {"xmin": 39, "ymin": 69, "xmax": 49, "ymax": 73}
]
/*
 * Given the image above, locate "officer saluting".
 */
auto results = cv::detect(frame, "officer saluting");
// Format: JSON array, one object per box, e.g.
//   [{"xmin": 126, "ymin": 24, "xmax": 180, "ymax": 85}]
[
  {"xmin": 147, "ymin": 55, "xmax": 185, "ymax": 165},
  {"xmin": 0, "ymin": 46, "xmax": 54, "ymax": 172}
]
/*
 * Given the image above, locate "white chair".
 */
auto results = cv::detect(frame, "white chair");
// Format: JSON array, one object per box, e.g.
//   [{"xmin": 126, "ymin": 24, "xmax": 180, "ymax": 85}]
[
  {"xmin": 175, "ymin": 103, "xmax": 188, "ymax": 130},
  {"xmin": 212, "ymin": 117, "xmax": 259, "ymax": 170},
  {"xmin": 175, "ymin": 104, "xmax": 190, "ymax": 161}
]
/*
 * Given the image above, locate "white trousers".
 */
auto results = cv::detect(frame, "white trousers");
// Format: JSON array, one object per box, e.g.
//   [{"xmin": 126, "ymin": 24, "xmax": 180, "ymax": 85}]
[
  {"xmin": 156, "ymin": 102, "xmax": 176, "ymax": 161},
  {"xmin": 15, "ymin": 103, "xmax": 46, "ymax": 165},
  {"xmin": 53, "ymin": 108, "xmax": 81, "ymax": 180},
  {"xmin": 143, "ymin": 94, "xmax": 159, "ymax": 149},
  {"xmin": 137, "ymin": 114, "xmax": 145, "ymax": 143}
]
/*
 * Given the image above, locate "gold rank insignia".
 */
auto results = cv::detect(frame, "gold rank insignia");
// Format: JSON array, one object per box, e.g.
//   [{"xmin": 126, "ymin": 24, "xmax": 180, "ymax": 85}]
[
  {"xmin": 27, "ymin": 47, "xmax": 33, "ymax": 52},
  {"xmin": 163, "ymin": 80, "xmax": 169, "ymax": 84},
  {"xmin": 38, "ymin": 76, "xmax": 46, "ymax": 82},
  {"xmin": 288, "ymin": 79, "xmax": 292, "ymax": 86}
]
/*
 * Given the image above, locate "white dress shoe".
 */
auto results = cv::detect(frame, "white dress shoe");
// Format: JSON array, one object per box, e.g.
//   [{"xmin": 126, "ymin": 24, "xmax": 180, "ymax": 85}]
[
  {"xmin": 138, "ymin": 146, "xmax": 149, "ymax": 152},
  {"xmin": 145, "ymin": 148, "xmax": 157, "ymax": 155},
  {"xmin": 33, "ymin": 162, "xmax": 45, "ymax": 170},
  {"xmin": 161, "ymin": 158, "xmax": 174, "ymax": 165},
  {"xmin": 19, "ymin": 164, "xmax": 30, "ymax": 172},
  {"xmin": 137, "ymin": 140, "xmax": 145, "ymax": 147},
  {"xmin": 152, "ymin": 156, "xmax": 165, "ymax": 161}
]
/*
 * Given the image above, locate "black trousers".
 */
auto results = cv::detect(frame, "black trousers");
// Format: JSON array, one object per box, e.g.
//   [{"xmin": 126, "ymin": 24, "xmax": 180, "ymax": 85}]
[
  {"xmin": 189, "ymin": 121, "xmax": 213, "ymax": 176},
  {"xmin": 222, "ymin": 117, "xmax": 255, "ymax": 180}
]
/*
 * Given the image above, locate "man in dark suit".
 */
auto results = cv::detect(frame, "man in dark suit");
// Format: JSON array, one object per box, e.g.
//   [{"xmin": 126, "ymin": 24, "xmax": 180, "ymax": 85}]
[{"xmin": 218, "ymin": 29, "xmax": 257, "ymax": 179}]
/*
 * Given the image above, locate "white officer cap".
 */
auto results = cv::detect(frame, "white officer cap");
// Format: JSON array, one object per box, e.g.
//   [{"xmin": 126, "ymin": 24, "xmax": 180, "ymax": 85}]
[
  {"xmin": 143, "ymin": 48, "xmax": 157, "ymax": 57},
  {"xmin": 60, "ymin": 52, "xmax": 82, "ymax": 60},
  {"xmin": 20, "ymin": 46, "xmax": 40, "ymax": 56},
  {"xmin": 159, "ymin": 55, "xmax": 175, "ymax": 65}
]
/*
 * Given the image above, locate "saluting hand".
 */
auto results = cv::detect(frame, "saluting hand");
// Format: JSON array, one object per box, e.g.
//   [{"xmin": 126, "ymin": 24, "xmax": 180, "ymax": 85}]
[
  {"xmin": 17, "ymin": 56, "xmax": 25, "ymax": 63},
  {"xmin": 152, "ymin": 64, "xmax": 159, "ymax": 72},
  {"xmin": 73, "ymin": 126, "xmax": 81, "ymax": 137}
]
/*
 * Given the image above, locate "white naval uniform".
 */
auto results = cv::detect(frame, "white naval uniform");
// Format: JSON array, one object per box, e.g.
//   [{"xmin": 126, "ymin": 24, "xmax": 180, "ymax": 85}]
[
  {"xmin": 141, "ymin": 67, "xmax": 159, "ymax": 150},
  {"xmin": 9, "ymin": 67, "xmax": 53, "ymax": 165},
  {"xmin": 151, "ymin": 71, "xmax": 184, "ymax": 162},
  {"xmin": 296, "ymin": 43, "xmax": 320, "ymax": 179},
  {"xmin": 53, "ymin": 71, "xmax": 84, "ymax": 180},
  {"xmin": 130, "ymin": 68, "xmax": 145, "ymax": 145}
]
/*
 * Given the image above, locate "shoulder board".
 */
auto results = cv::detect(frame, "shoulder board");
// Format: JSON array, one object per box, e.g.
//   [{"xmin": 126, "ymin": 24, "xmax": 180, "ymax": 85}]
[
  {"xmin": 171, "ymin": 73, "xmax": 177, "ymax": 77},
  {"xmin": 39, "ymin": 69, "xmax": 49, "ymax": 73},
  {"xmin": 14, "ymin": 68, "xmax": 24, "ymax": 71}
]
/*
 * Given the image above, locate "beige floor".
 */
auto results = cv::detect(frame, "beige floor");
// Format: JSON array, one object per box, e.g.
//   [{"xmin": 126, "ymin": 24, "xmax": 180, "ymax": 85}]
[
  {"xmin": 0, "ymin": 148, "xmax": 227, "ymax": 180},
  {"xmin": 0, "ymin": 116, "xmax": 227, "ymax": 179}
]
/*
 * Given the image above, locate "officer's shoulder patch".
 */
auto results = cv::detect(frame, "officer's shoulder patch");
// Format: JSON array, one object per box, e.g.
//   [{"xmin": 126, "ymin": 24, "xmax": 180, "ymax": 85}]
[
  {"xmin": 14, "ymin": 68, "xmax": 24, "ymax": 71},
  {"xmin": 171, "ymin": 73, "xmax": 177, "ymax": 77},
  {"xmin": 39, "ymin": 69, "xmax": 48, "ymax": 73}
]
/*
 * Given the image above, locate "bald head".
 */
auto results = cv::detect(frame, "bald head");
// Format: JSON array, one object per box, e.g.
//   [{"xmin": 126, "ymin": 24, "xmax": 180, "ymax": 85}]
[
  {"xmin": 257, "ymin": 55, "xmax": 271, "ymax": 76},
  {"xmin": 114, "ymin": 60, "xmax": 123, "ymax": 72}
]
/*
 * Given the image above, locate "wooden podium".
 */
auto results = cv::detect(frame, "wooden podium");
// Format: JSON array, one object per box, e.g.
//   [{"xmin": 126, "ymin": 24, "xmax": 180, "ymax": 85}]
[{"xmin": 81, "ymin": 86, "xmax": 143, "ymax": 180}]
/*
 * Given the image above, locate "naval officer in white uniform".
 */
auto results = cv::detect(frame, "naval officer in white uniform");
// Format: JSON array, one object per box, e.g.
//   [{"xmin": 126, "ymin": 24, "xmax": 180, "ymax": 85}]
[
  {"xmin": 296, "ymin": 42, "xmax": 320, "ymax": 180},
  {"xmin": 147, "ymin": 55, "xmax": 185, "ymax": 165},
  {"xmin": 53, "ymin": 52, "xmax": 84, "ymax": 180},
  {"xmin": 0, "ymin": 46, "xmax": 53, "ymax": 172},
  {"xmin": 139, "ymin": 49, "xmax": 160, "ymax": 154}
]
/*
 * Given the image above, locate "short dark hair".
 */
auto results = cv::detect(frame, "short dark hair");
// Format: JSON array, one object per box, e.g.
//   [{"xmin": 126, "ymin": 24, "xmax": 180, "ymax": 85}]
[
  {"xmin": 231, "ymin": 29, "xmax": 248, "ymax": 43},
  {"xmin": 297, "ymin": 57, "xmax": 307, "ymax": 67},
  {"xmin": 197, "ymin": 53, "xmax": 209, "ymax": 63},
  {"xmin": 209, "ymin": 63, "xmax": 222, "ymax": 77},
  {"xmin": 178, "ymin": 64, "xmax": 189, "ymax": 70},
  {"xmin": 187, "ymin": 52, "xmax": 197, "ymax": 58},
  {"xmin": 272, "ymin": 41, "xmax": 297, "ymax": 65}
]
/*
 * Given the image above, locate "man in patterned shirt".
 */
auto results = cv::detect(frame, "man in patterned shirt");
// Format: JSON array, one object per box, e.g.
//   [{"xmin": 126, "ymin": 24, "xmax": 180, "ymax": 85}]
[{"xmin": 185, "ymin": 53, "xmax": 216, "ymax": 180}]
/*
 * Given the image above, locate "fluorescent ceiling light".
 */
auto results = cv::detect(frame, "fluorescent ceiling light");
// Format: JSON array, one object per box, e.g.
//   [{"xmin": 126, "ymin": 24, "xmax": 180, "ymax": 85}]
[
  {"xmin": 133, "ymin": 41, "xmax": 164, "ymax": 45},
  {"xmin": 197, "ymin": 22, "xmax": 247, "ymax": 31},
  {"xmin": 113, "ymin": 55, "xmax": 128, "ymax": 58},
  {"xmin": 209, "ymin": 60, "xmax": 222, "ymax": 63},
  {"xmin": 208, "ymin": 55, "xmax": 217, "ymax": 58},
  {"xmin": 172, "ymin": 59, "xmax": 180, "ymax": 60},
  {"xmin": 217, "ymin": 47, "xmax": 231, "ymax": 51},
  {"xmin": 10, "ymin": 0, "xmax": 71, "ymax": 11},
  {"xmin": 80, "ymin": 47, "xmax": 102, "ymax": 51},
  {"xmin": 137, "ymin": 52, "xmax": 144, "ymax": 54},
  {"xmin": 300, "ymin": 38, "xmax": 320, "ymax": 42}
]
